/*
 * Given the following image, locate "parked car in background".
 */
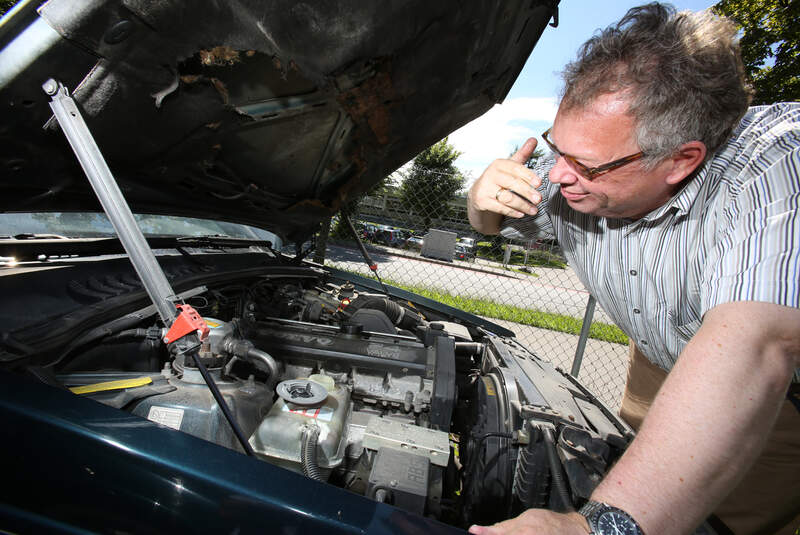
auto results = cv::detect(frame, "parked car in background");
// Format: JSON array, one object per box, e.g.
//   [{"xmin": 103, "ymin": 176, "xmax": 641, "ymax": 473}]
[
  {"xmin": 405, "ymin": 235, "xmax": 425, "ymax": 250},
  {"xmin": 457, "ymin": 236, "xmax": 477, "ymax": 253},
  {"xmin": 360, "ymin": 223, "xmax": 379, "ymax": 241},
  {"xmin": 454, "ymin": 242, "xmax": 476, "ymax": 262},
  {"xmin": 374, "ymin": 228, "xmax": 407, "ymax": 248}
]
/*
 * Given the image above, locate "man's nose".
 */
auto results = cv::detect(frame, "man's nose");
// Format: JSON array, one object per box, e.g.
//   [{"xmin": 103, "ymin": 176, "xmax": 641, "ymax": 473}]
[{"xmin": 548, "ymin": 156, "xmax": 579, "ymax": 185}]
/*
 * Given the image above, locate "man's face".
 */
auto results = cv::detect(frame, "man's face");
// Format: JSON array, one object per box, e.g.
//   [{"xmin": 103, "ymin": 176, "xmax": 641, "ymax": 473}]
[{"xmin": 548, "ymin": 93, "xmax": 678, "ymax": 220}]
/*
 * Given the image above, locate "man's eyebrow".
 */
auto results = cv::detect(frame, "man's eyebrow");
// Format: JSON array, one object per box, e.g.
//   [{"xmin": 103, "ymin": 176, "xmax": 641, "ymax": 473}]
[
  {"xmin": 571, "ymin": 153, "xmax": 603, "ymax": 165},
  {"xmin": 550, "ymin": 133, "xmax": 602, "ymax": 164}
]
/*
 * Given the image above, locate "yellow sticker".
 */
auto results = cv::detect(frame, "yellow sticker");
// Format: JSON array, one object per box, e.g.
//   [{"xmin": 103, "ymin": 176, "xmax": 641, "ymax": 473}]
[
  {"xmin": 483, "ymin": 376, "xmax": 496, "ymax": 396},
  {"xmin": 69, "ymin": 376, "xmax": 152, "ymax": 395},
  {"xmin": 205, "ymin": 320, "xmax": 222, "ymax": 328}
]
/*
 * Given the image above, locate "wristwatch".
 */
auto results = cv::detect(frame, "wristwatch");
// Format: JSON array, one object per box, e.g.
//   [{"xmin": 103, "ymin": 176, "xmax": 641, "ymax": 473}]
[{"xmin": 579, "ymin": 501, "xmax": 644, "ymax": 535}]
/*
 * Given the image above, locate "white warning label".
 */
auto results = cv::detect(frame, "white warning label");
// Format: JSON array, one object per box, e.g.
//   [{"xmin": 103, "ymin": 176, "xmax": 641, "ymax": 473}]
[
  {"xmin": 283, "ymin": 404, "xmax": 334, "ymax": 422},
  {"xmin": 147, "ymin": 406, "xmax": 185, "ymax": 430}
]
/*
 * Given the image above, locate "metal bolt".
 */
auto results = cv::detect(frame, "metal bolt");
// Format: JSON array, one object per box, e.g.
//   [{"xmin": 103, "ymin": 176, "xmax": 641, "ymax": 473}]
[
  {"xmin": 105, "ymin": 20, "xmax": 134, "ymax": 44},
  {"xmin": 42, "ymin": 79, "xmax": 58, "ymax": 95}
]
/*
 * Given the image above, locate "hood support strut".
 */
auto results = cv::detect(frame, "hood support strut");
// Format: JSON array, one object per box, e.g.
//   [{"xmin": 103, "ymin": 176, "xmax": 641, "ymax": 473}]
[
  {"xmin": 42, "ymin": 79, "xmax": 179, "ymax": 326},
  {"xmin": 43, "ymin": 79, "xmax": 255, "ymax": 457}
]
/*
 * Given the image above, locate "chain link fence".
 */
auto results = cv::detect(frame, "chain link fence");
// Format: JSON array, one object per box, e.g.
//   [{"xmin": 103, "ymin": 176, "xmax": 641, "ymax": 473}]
[{"xmin": 317, "ymin": 182, "xmax": 630, "ymax": 411}]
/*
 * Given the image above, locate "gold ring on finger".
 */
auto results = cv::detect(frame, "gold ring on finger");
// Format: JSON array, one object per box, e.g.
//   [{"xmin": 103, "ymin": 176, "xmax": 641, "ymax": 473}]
[{"xmin": 495, "ymin": 187, "xmax": 507, "ymax": 202}]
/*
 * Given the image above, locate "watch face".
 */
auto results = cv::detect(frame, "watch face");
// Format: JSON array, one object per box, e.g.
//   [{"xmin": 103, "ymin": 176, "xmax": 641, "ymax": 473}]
[{"xmin": 596, "ymin": 510, "xmax": 640, "ymax": 535}]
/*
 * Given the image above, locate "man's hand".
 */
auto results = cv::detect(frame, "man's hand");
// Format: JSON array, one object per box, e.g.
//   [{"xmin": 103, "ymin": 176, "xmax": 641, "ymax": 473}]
[
  {"xmin": 467, "ymin": 137, "xmax": 543, "ymax": 235},
  {"xmin": 468, "ymin": 509, "xmax": 590, "ymax": 535}
]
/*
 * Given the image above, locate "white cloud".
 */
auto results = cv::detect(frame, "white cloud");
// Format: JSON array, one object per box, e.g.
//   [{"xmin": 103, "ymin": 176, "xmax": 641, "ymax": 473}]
[{"xmin": 448, "ymin": 97, "xmax": 559, "ymax": 183}]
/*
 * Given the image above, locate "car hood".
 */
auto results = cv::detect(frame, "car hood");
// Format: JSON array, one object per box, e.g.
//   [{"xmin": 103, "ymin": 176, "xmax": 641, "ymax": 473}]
[{"xmin": 0, "ymin": 0, "xmax": 556, "ymax": 243}]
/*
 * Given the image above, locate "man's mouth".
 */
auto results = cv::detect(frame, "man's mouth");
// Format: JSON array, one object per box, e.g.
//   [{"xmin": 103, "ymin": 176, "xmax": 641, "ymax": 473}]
[{"xmin": 559, "ymin": 187, "xmax": 589, "ymax": 201}]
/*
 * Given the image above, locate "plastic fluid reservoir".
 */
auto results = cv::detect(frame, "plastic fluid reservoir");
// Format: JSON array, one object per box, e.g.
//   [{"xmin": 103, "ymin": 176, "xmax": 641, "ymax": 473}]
[{"xmin": 249, "ymin": 377, "xmax": 350, "ymax": 473}]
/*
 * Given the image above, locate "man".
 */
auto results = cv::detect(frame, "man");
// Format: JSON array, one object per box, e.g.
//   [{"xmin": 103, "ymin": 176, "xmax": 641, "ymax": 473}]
[{"xmin": 466, "ymin": 4, "xmax": 800, "ymax": 535}]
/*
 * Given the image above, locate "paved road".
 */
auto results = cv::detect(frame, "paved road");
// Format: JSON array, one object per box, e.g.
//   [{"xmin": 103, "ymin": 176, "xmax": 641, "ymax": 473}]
[{"xmin": 325, "ymin": 243, "xmax": 614, "ymax": 324}]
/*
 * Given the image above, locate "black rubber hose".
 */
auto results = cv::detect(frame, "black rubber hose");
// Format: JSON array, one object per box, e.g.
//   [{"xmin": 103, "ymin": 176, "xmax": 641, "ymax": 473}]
[
  {"xmin": 455, "ymin": 342, "xmax": 482, "ymax": 357},
  {"xmin": 50, "ymin": 313, "xmax": 148, "ymax": 367},
  {"xmin": 301, "ymin": 425, "xmax": 322, "ymax": 480},
  {"xmin": 189, "ymin": 348, "xmax": 255, "ymax": 457},
  {"xmin": 108, "ymin": 328, "xmax": 149, "ymax": 340},
  {"xmin": 542, "ymin": 427, "xmax": 573, "ymax": 512},
  {"xmin": 347, "ymin": 296, "xmax": 422, "ymax": 331}
]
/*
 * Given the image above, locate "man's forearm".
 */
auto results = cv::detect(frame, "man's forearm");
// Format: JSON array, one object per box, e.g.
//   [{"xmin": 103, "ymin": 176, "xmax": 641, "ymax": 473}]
[{"xmin": 590, "ymin": 302, "xmax": 799, "ymax": 534}]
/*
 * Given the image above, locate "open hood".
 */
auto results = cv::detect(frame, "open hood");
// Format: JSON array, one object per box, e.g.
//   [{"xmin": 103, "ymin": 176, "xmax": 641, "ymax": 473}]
[{"xmin": 0, "ymin": 0, "xmax": 557, "ymax": 242}]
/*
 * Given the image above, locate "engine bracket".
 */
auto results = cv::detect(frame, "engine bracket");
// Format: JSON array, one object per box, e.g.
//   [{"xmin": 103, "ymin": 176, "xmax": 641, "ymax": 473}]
[{"xmin": 163, "ymin": 304, "xmax": 210, "ymax": 344}]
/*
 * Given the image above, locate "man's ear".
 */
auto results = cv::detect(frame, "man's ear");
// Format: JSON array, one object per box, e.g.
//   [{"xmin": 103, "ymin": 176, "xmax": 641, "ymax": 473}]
[{"xmin": 665, "ymin": 141, "xmax": 707, "ymax": 185}]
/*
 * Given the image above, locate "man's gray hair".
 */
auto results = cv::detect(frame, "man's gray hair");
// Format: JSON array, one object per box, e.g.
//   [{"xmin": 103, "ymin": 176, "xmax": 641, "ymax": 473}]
[{"xmin": 560, "ymin": 2, "xmax": 753, "ymax": 166}]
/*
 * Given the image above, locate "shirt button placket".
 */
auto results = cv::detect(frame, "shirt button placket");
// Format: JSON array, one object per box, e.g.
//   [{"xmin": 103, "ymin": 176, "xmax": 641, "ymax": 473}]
[{"xmin": 628, "ymin": 233, "xmax": 642, "ymax": 331}]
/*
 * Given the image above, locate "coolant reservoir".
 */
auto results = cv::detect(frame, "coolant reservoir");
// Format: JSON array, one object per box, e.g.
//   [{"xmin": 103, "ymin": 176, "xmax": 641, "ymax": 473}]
[{"xmin": 249, "ymin": 377, "xmax": 351, "ymax": 473}]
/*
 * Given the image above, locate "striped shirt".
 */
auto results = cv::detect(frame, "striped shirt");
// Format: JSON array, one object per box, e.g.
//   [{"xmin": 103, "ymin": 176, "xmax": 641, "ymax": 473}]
[{"xmin": 501, "ymin": 103, "xmax": 800, "ymax": 380}]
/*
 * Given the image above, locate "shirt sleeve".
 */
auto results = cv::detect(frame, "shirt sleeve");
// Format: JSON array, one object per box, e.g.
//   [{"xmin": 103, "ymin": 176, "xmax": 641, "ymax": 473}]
[{"xmin": 703, "ymin": 111, "xmax": 800, "ymax": 314}]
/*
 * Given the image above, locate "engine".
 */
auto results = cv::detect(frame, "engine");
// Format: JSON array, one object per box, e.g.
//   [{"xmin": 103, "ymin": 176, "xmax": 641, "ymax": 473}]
[{"xmin": 55, "ymin": 276, "xmax": 634, "ymax": 528}]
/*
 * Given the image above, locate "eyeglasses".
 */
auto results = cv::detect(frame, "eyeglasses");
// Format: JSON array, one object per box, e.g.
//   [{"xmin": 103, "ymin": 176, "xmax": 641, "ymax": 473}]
[{"xmin": 541, "ymin": 128, "xmax": 645, "ymax": 180}]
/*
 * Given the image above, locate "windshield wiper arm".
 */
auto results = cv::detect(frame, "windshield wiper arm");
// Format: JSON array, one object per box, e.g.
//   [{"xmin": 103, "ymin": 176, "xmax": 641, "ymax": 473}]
[
  {"xmin": 174, "ymin": 235, "xmax": 273, "ymax": 249},
  {"xmin": 9, "ymin": 233, "xmax": 70, "ymax": 240},
  {"xmin": 0, "ymin": 235, "xmax": 275, "ymax": 262}
]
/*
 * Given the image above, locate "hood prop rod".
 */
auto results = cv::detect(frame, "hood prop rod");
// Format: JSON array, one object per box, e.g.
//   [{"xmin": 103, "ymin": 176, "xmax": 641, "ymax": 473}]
[
  {"xmin": 341, "ymin": 210, "xmax": 390, "ymax": 294},
  {"xmin": 43, "ymin": 79, "xmax": 255, "ymax": 457}
]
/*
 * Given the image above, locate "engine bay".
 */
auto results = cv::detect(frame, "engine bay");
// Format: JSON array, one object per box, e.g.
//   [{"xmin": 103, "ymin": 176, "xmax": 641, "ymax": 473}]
[{"xmin": 3, "ymin": 257, "xmax": 633, "ymax": 529}]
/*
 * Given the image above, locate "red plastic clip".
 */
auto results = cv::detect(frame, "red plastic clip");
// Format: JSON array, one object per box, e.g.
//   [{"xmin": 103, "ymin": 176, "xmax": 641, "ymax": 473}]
[{"xmin": 163, "ymin": 304, "xmax": 209, "ymax": 344}]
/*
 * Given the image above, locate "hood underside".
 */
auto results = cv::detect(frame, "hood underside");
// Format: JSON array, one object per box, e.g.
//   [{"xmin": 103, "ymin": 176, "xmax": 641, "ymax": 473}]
[{"xmin": 0, "ymin": 0, "xmax": 556, "ymax": 242}]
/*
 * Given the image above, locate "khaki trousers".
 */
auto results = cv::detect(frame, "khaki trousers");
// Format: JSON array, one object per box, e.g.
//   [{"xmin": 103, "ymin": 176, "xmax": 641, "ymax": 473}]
[{"xmin": 619, "ymin": 343, "xmax": 800, "ymax": 535}]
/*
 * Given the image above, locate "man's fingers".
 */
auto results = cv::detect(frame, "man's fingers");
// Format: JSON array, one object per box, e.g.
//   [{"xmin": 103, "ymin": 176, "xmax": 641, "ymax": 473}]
[
  {"xmin": 493, "ymin": 158, "xmax": 541, "ymax": 194},
  {"xmin": 469, "ymin": 145, "xmax": 543, "ymax": 220},
  {"xmin": 496, "ymin": 187, "xmax": 540, "ymax": 215},
  {"xmin": 468, "ymin": 525, "xmax": 502, "ymax": 535},
  {"xmin": 510, "ymin": 137, "xmax": 538, "ymax": 165},
  {"xmin": 488, "ymin": 197, "xmax": 532, "ymax": 218}
]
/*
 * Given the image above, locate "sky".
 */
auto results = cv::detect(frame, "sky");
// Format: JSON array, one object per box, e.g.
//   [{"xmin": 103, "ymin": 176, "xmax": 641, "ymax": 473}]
[{"xmin": 449, "ymin": 0, "xmax": 717, "ymax": 183}]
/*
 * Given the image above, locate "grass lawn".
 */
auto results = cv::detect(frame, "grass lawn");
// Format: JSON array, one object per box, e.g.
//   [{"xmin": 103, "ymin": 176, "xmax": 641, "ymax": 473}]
[{"xmin": 334, "ymin": 266, "xmax": 629, "ymax": 345}]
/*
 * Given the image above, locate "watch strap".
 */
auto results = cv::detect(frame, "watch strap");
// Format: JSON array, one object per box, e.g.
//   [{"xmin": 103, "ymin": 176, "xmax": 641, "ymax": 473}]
[
  {"xmin": 578, "ymin": 500, "xmax": 605, "ymax": 518},
  {"xmin": 579, "ymin": 500, "xmax": 645, "ymax": 535}
]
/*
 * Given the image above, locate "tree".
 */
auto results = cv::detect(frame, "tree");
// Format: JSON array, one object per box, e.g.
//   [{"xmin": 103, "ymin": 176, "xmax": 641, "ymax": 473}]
[
  {"xmin": 399, "ymin": 138, "xmax": 465, "ymax": 229},
  {"xmin": 712, "ymin": 0, "xmax": 800, "ymax": 104},
  {"xmin": 366, "ymin": 172, "xmax": 398, "ymax": 197},
  {"xmin": 510, "ymin": 145, "xmax": 546, "ymax": 170}
]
